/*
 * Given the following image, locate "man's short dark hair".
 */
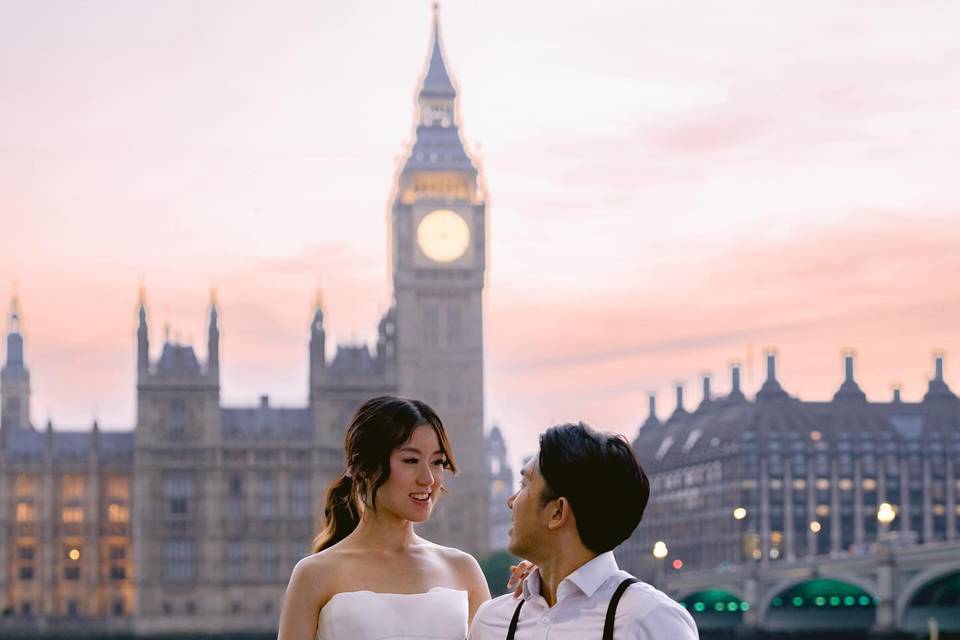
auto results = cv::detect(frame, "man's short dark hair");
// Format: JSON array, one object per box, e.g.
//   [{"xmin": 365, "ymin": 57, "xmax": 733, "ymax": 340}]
[{"xmin": 538, "ymin": 422, "xmax": 650, "ymax": 554}]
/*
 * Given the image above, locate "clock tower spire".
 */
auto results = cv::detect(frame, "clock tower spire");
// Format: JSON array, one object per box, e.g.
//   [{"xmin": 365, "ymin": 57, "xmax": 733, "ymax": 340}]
[{"xmin": 389, "ymin": 5, "xmax": 488, "ymax": 554}]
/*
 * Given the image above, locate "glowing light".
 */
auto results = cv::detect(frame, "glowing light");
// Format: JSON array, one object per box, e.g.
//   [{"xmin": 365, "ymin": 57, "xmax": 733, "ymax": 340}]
[
  {"xmin": 714, "ymin": 602, "xmax": 725, "ymax": 612},
  {"xmin": 694, "ymin": 602, "xmax": 705, "ymax": 612},
  {"xmin": 769, "ymin": 548, "xmax": 780, "ymax": 559},
  {"xmin": 792, "ymin": 597, "xmax": 804, "ymax": 607},
  {"xmin": 733, "ymin": 507, "xmax": 747, "ymax": 520},
  {"xmin": 829, "ymin": 596, "xmax": 841, "ymax": 606},
  {"xmin": 740, "ymin": 602, "xmax": 750, "ymax": 612},
  {"xmin": 877, "ymin": 502, "xmax": 896, "ymax": 524},
  {"xmin": 844, "ymin": 596, "xmax": 856, "ymax": 606},
  {"xmin": 809, "ymin": 521, "xmax": 822, "ymax": 533},
  {"xmin": 772, "ymin": 597, "xmax": 783, "ymax": 608},
  {"xmin": 752, "ymin": 548, "xmax": 763, "ymax": 560},
  {"xmin": 652, "ymin": 541, "xmax": 668, "ymax": 559},
  {"xmin": 726, "ymin": 602, "xmax": 739, "ymax": 612},
  {"xmin": 672, "ymin": 559, "xmax": 683, "ymax": 570},
  {"xmin": 859, "ymin": 596, "xmax": 871, "ymax": 606},
  {"xmin": 68, "ymin": 548, "xmax": 80, "ymax": 561},
  {"xmin": 810, "ymin": 431, "xmax": 822, "ymax": 442},
  {"xmin": 815, "ymin": 596, "xmax": 826, "ymax": 606}
]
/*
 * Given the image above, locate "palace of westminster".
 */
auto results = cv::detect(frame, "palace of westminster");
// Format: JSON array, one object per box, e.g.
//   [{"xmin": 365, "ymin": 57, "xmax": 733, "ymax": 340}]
[{"xmin": 1, "ymin": 11, "xmax": 493, "ymax": 635}]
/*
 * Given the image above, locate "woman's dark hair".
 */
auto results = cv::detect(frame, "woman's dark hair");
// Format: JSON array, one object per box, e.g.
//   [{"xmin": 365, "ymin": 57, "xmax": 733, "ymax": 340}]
[
  {"xmin": 538, "ymin": 422, "xmax": 649, "ymax": 554},
  {"xmin": 313, "ymin": 396, "xmax": 458, "ymax": 552}
]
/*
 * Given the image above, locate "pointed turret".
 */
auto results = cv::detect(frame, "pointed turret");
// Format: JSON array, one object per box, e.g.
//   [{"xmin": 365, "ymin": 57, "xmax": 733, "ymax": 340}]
[
  {"xmin": 136, "ymin": 287, "xmax": 150, "ymax": 378},
  {"xmin": 923, "ymin": 353, "xmax": 955, "ymax": 402},
  {"xmin": 207, "ymin": 288, "xmax": 220, "ymax": 379},
  {"xmin": 833, "ymin": 352, "xmax": 866, "ymax": 402},
  {"xmin": 399, "ymin": 4, "xmax": 476, "ymax": 177},
  {"xmin": 727, "ymin": 362, "xmax": 746, "ymax": 402},
  {"xmin": 420, "ymin": 3, "xmax": 456, "ymax": 99},
  {"xmin": 309, "ymin": 291, "xmax": 327, "ymax": 397},
  {"xmin": 639, "ymin": 392, "xmax": 661, "ymax": 432},
  {"xmin": 2, "ymin": 296, "xmax": 31, "ymax": 430},
  {"xmin": 756, "ymin": 350, "xmax": 789, "ymax": 402},
  {"xmin": 698, "ymin": 373, "xmax": 712, "ymax": 411},
  {"xmin": 669, "ymin": 383, "xmax": 688, "ymax": 420}
]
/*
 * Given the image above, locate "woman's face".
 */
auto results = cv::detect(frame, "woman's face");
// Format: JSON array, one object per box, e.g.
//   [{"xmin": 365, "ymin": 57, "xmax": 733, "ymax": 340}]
[{"xmin": 376, "ymin": 424, "xmax": 448, "ymax": 522}]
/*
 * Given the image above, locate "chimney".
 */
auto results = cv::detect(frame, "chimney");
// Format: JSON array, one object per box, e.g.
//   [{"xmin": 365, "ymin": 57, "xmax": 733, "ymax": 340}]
[{"xmin": 259, "ymin": 395, "xmax": 269, "ymax": 409}]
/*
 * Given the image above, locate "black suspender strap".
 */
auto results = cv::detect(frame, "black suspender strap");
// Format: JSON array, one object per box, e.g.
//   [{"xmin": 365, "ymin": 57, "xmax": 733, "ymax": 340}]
[
  {"xmin": 602, "ymin": 578, "xmax": 639, "ymax": 640},
  {"xmin": 505, "ymin": 576, "xmax": 638, "ymax": 640},
  {"xmin": 505, "ymin": 599, "xmax": 524, "ymax": 640}
]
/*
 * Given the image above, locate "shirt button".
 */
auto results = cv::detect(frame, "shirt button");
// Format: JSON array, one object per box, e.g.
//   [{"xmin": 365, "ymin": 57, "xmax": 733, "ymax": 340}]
[{"xmin": 542, "ymin": 616, "xmax": 549, "ymax": 624}]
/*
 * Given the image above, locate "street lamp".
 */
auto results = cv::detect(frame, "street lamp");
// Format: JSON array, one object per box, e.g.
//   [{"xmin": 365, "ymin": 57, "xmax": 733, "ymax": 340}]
[
  {"xmin": 733, "ymin": 507, "xmax": 747, "ymax": 520},
  {"xmin": 653, "ymin": 540, "xmax": 668, "ymax": 559},
  {"xmin": 877, "ymin": 502, "xmax": 896, "ymax": 525},
  {"xmin": 652, "ymin": 541, "xmax": 668, "ymax": 589}
]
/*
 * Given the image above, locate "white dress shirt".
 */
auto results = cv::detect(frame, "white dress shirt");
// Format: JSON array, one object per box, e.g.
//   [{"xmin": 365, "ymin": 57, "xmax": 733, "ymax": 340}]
[{"xmin": 468, "ymin": 552, "xmax": 698, "ymax": 640}]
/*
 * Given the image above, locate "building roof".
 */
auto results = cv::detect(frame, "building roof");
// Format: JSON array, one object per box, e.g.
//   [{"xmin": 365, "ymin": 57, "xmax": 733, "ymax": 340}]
[
  {"xmin": 156, "ymin": 342, "xmax": 202, "ymax": 376},
  {"xmin": 221, "ymin": 406, "xmax": 312, "ymax": 440},
  {"xmin": 633, "ymin": 357, "xmax": 960, "ymax": 471},
  {"xmin": 2, "ymin": 426, "xmax": 133, "ymax": 462}
]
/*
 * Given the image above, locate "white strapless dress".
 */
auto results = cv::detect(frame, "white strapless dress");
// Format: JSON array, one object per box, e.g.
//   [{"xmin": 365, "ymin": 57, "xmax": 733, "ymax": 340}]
[{"xmin": 317, "ymin": 587, "xmax": 468, "ymax": 640}]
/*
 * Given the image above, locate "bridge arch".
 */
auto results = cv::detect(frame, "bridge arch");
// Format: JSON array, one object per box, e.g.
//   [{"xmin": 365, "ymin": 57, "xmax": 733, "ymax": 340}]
[
  {"xmin": 758, "ymin": 575, "xmax": 879, "ymax": 630},
  {"xmin": 677, "ymin": 588, "xmax": 749, "ymax": 630},
  {"xmin": 895, "ymin": 562, "xmax": 960, "ymax": 632}
]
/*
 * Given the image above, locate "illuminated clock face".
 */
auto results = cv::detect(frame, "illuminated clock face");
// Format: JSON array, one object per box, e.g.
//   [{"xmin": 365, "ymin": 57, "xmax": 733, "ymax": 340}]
[{"xmin": 416, "ymin": 209, "xmax": 470, "ymax": 263}]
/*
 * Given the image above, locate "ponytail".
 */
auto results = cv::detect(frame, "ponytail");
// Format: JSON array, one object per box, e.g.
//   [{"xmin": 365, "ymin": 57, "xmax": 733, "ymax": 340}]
[{"xmin": 313, "ymin": 474, "xmax": 361, "ymax": 552}]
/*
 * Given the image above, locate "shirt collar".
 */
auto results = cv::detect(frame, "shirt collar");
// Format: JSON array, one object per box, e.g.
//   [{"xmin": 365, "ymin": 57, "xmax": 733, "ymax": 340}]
[
  {"xmin": 563, "ymin": 552, "xmax": 619, "ymax": 598},
  {"xmin": 520, "ymin": 551, "xmax": 620, "ymax": 603}
]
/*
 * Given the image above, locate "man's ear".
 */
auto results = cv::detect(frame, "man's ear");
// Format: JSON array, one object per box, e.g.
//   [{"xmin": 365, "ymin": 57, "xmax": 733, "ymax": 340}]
[{"xmin": 546, "ymin": 496, "xmax": 573, "ymax": 531}]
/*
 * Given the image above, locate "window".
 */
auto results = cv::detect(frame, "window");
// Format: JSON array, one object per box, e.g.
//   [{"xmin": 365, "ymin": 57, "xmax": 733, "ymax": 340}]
[
  {"xmin": 67, "ymin": 600, "xmax": 79, "ymax": 617},
  {"xmin": 446, "ymin": 304, "xmax": 463, "ymax": 346},
  {"xmin": 162, "ymin": 539, "xmax": 196, "ymax": 582},
  {"xmin": 63, "ymin": 506, "xmax": 84, "ymax": 523},
  {"xmin": 110, "ymin": 545, "xmax": 126, "ymax": 561},
  {"xmin": 64, "ymin": 566, "xmax": 81, "ymax": 580},
  {"xmin": 260, "ymin": 541, "xmax": 275, "ymax": 580},
  {"xmin": 291, "ymin": 474, "xmax": 310, "ymax": 518},
  {"xmin": 163, "ymin": 473, "xmax": 194, "ymax": 516},
  {"xmin": 111, "ymin": 566, "xmax": 126, "ymax": 580},
  {"xmin": 227, "ymin": 544, "xmax": 244, "ymax": 581},
  {"xmin": 20, "ymin": 602, "xmax": 32, "ymax": 617},
  {"xmin": 17, "ymin": 546, "xmax": 34, "ymax": 561},
  {"xmin": 16, "ymin": 501, "xmax": 34, "ymax": 522},
  {"xmin": 62, "ymin": 475, "xmax": 85, "ymax": 500},
  {"xmin": 423, "ymin": 304, "xmax": 439, "ymax": 346},
  {"xmin": 108, "ymin": 503, "xmax": 129, "ymax": 523},
  {"xmin": 19, "ymin": 567, "xmax": 33, "ymax": 580},
  {"xmin": 259, "ymin": 474, "xmax": 276, "ymax": 518},
  {"xmin": 167, "ymin": 399, "xmax": 188, "ymax": 435},
  {"xmin": 228, "ymin": 474, "xmax": 244, "ymax": 519},
  {"xmin": 112, "ymin": 600, "xmax": 125, "ymax": 617}
]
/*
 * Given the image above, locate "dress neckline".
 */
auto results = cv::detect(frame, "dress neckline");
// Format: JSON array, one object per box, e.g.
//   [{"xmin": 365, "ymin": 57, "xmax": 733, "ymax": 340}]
[{"xmin": 325, "ymin": 586, "xmax": 466, "ymax": 606}]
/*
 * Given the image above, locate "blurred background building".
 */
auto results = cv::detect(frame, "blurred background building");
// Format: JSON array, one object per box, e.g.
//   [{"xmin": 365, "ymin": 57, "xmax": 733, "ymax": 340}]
[
  {"xmin": 620, "ymin": 351, "xmax": 960, "ymax": 634},
  {"xmin": 0, "ymin": 10, "xmax": 490, "ymax": 635}
]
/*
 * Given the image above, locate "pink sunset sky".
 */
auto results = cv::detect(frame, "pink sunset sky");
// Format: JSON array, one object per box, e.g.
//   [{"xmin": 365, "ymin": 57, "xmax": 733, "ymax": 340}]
[{"xmin": 2, "ymin": 1, "xmax": 959, "ymax": 468}]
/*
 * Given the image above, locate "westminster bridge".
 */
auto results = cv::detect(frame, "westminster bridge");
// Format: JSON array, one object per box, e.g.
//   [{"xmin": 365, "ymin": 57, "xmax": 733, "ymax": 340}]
[{"xmin": 656, "ymin": 538, "xmax": 960, "ymax": 635}]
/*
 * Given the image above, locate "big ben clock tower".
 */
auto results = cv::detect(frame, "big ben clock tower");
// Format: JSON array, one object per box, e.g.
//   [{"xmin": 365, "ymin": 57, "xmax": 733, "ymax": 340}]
[{"xmin": 391, "ymin": 5, "xmax": 488, "ymax": 554}]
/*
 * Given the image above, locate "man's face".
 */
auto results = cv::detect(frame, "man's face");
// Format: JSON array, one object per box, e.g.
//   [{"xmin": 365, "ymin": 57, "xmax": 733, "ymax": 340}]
[{"xmin": 506, "ymin": 455, "xmax": 552, "ymax": 560}]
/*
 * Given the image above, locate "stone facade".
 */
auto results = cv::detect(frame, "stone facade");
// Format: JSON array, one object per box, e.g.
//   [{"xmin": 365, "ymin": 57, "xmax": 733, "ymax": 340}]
[
  {"xmin": 0, "ymin": 12, "xmax": 488, "ymax": 635},
  {"xmin": 620, "ymin": 352, "xmax": 960, "ymax": 581}
]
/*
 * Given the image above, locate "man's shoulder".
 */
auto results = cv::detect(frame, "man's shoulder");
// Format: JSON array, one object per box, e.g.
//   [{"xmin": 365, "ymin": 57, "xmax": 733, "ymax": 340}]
[{"xmin": 618, "ymin": 578, "xmax": 699, "ymax": 637}]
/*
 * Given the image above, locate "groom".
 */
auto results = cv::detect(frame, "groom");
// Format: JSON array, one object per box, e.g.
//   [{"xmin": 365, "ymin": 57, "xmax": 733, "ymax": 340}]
[{"xmin": 469, "ymin": 422, "xmax": 698, "ymax": 639}]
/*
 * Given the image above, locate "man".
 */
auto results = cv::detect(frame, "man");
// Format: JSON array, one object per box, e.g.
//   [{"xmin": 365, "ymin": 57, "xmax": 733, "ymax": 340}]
[{"xmin": 469, "ymin": 422, "xmax": 698, "ymax": 640}]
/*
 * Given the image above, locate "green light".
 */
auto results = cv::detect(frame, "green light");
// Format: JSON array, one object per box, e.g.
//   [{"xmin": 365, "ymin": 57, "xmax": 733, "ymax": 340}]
[
  {"xmin": 772, "ymin": 597, "xmax": 783, "ymax": 608},
  {"xmin": 814, "ymin": 596, "xmax": 826, "ymax": 606},
  {"xmin": 727, "ymin": 602, "xmax": 738, "ymax": 612},
  {"xmin": 694, "ymin": 602, "xmax": 705, "ymax": 612},
  {"xmin": 792, "ymin": 597, "xmax": 804, "ymax": 607},
  {"xmin": 844, "ymin": 596, "xmax": 855, "ymax": 606},
  {"xmin": 714, "ymin": 602, "xmax": 725, "ymax": 612},
  {"xmin": 829, "ymin": 596, "xmax": 841, "ymax": 606},
  {"xmin": 859, "ymin": 596, "xmax": 870, "ymax": 606},
  {"xmin": 740, "ymin": 602, "xmax": 750, "ymax": 612}
]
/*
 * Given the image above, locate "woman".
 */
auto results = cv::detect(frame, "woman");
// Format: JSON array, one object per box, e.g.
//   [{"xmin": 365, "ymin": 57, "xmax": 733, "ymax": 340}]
[{"xmin": 277, "ymin": 395, "xmax": 492, "ymax": 639}]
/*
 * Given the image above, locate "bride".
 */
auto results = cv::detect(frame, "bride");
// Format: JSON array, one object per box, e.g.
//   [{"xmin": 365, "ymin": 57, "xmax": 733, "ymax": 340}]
[{"xmin": 277, "ymin": 396, "xmax": 492, "ymax": 639}]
